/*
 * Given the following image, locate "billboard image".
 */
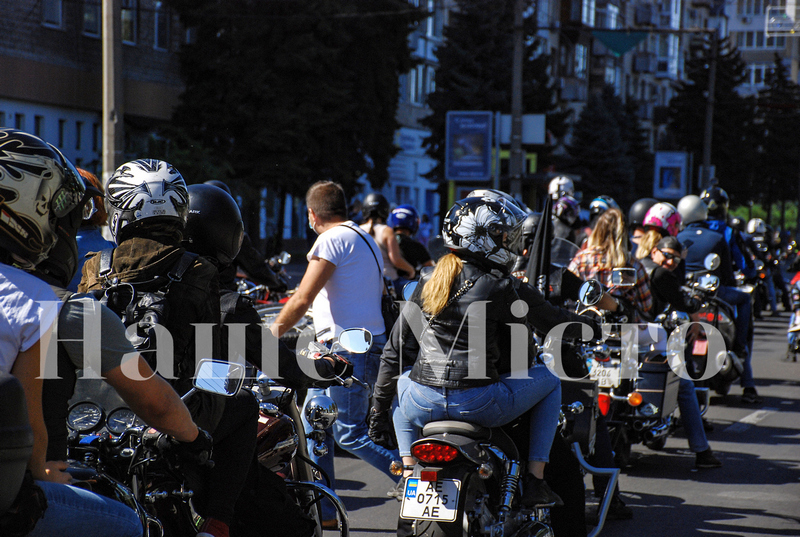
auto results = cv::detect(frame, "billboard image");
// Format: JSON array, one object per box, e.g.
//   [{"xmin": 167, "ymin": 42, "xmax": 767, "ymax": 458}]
[
  {"xmin": 653, "ymin": 151, "xmax": 689, "ymax": 200},
  {"xmin": 445, "ymin": 111, "xmax": 493, "ymax": 182}
]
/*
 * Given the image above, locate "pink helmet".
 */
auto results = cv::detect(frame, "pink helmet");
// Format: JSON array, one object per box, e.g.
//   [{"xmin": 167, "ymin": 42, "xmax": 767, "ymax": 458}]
[{"xmin": 643, "ymin": 202, "xmax": 681, "ymax": 237}]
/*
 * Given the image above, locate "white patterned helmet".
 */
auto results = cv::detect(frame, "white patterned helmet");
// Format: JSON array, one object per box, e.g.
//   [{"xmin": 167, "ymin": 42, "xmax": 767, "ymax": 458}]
[
  {"xmin": 548, "ymin": 176, "xmax": 574, "ymax": 200},
  {"xmin": 747, "ymin": 218, "xmax": 767, "ymax": 235},
  {"xmin": 106, "ymin": 159, "xmax": 189, "ymax": 242},
  {"xmin": 0, "ymin": 128, "xmax": 86, "ymax": 267},
  {"xmin": 442, "ymin": 196, "xmax": 526, "ymax": 271}
]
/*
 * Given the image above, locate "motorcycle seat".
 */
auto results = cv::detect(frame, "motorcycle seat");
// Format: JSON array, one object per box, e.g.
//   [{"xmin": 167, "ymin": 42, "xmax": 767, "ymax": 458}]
[{"xmin": 421, "ymin": 421, "xmax": 492, "ymax": 440}]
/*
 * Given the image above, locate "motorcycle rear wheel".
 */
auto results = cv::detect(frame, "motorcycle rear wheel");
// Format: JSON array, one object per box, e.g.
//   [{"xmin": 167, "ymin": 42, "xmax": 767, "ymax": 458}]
[{"xmin": 410, "ymin": 472, "xmax": 489, "ymax": 537}]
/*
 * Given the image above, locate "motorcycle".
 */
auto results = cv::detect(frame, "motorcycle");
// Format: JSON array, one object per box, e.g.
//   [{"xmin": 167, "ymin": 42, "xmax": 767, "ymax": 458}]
[
  {"xmin": 236, "ymin": 251, "xmax": 295, "ymax": 305},
  {"xmin": 573, "ymin": 271, "xmax": 681, "ymax": 467},
  {"xmin": 64, "ymin": 359, "xmax": 247, "ymax": 537},
  {"xmin": 63, "ymin": 330, "xmax": 371, "ymax": 537},
  {"xmin": 786, "ymin": 283, "xmax": 800, "ymax": 362},
  {"xmin": 684, "ymin": 254, "xmax": 744, "ymax": 396}
]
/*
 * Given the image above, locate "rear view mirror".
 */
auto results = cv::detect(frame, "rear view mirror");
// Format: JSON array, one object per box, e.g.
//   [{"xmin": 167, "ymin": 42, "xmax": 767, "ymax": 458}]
[
  {"xmin": 578, "ymin": 280, "xmax": 604, "ymax": 306},
  {"xmin": 277, "ymin": 251, "xmax": 291, "ymax": 265},
  {"xmin": 336, "ymin": 328, "xmax": 372, "ymax": 355},
  {"xmin": 402, "ymin": 281, "xmax": 419, "ymax": 301},
  {"xmin": 611, "ymin": 268, "xmax": 637, "ymax": 287},
  {"xmin": 193, "ymin": 360, "xmax": 245, "ymax": 397}
]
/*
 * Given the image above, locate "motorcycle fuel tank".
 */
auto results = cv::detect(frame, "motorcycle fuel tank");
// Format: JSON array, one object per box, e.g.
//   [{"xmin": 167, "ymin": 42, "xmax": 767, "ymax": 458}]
[{"xmin": 256, "ymin": 409, "xmax": 299, "ymax": 473}]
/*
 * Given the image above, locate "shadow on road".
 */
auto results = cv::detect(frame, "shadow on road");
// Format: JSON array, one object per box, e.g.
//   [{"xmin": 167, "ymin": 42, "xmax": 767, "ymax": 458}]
[{"xmin": 600, "ymin": 491, "xmax": 800, "ymax": 536}]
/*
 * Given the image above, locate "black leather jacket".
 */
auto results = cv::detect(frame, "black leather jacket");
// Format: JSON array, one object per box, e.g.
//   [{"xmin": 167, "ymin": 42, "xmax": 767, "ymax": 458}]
[{"xmin": 372, "ymin": 261, "xmax": 603, "ymax": 413}]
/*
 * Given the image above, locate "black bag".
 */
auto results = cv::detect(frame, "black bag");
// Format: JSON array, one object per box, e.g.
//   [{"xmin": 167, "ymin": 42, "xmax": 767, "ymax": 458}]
[
  {"xmin": 342, "ymin": 224, "xmax": 399, "ymax": 335},
  {"xmin": 94, "ymin": 248, "xmax": 198, "ymax": 373}
]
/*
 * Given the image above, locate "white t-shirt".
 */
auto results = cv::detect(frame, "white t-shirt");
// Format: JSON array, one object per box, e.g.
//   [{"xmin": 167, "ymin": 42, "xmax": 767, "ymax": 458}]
[
  {"xmin": 308, "ymin": 222, "xmax": 385, "ymax": 339},
  {"xmin": 0, "ymin": 264, "xmax": 61, "ymax": 374}
]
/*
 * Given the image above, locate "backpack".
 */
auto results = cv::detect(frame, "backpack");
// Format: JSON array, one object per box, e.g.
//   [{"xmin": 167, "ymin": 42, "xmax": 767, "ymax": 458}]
[{"xmin": 93, "ymin": 247, "xmax": 199, "ymax": 372}]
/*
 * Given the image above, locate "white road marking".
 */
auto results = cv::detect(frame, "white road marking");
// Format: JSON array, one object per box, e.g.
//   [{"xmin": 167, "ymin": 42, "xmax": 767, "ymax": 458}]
[{"xmin": 724, "ymin": 408, "xmax": 777, "ymax": 433}]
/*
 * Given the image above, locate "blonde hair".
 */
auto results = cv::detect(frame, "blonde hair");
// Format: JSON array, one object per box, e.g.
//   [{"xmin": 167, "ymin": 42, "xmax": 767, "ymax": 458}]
[
  {"xmin": 421, "ymin": 254, "xmax": 463, "ymax": 315},
  {"xmin": 586, "ymin": 208, "xmax": 628, "ymax": 270},
  {"xmin": 635, "ymin": 228, "xmax": 664, "ymax": 260}
]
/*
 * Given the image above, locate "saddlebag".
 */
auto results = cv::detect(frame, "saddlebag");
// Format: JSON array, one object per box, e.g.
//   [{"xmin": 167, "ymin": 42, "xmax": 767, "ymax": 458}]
[{"xmin": 637, "ymin": 352, "xmax": 680, "ymax": 418}]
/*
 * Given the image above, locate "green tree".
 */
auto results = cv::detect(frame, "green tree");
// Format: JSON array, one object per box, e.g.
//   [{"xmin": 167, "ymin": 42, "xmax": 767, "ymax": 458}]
[
  {"xmin": 757, "ymin": 53, "xmax": 800, "ymax": 229},
  {"xmin": 564, "ymin": 87, "xmax": 636, "ymax": 206},
  {"xmin": 421, "ymin": 0, "xmax": 565, "ymax": 212},
  {"xmin": 163, "ymin": 0, "xmax": 422, "ymax": 239},
  {"xmin": 668, "ymin": 35, "xmax": 757, "ymax": 202}
]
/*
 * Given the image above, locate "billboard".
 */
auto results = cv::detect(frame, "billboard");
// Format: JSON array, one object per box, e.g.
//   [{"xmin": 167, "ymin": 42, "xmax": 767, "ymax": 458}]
[
  {"xmin": 445, "ymin": 111, "xmax": 493, "ymax": 182},
  {"xmin": 653, "ymin": 151, "xmax": 689, "ymax": 200}
]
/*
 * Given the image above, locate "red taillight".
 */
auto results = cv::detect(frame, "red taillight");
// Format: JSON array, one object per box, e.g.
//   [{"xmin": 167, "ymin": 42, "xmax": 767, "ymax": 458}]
[
  {"xmin": 411, "ymin": 442, "xmax": 459, "ymax": 463},
  {"xmin": 597, "ymin": 393, "xmax": 611, "ymax": 416}
]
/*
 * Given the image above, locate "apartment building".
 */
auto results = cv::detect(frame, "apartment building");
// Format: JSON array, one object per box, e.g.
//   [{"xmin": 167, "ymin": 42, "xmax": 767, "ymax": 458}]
[{"xmin": 0, "ymin": 0, "xmax": 183, "ymax": 174}]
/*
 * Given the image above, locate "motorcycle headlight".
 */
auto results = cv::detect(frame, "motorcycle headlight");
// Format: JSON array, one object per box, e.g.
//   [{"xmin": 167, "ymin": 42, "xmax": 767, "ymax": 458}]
[{"xmin": 304, "ymin": 395, "xmax": 338, "ymax": 430}]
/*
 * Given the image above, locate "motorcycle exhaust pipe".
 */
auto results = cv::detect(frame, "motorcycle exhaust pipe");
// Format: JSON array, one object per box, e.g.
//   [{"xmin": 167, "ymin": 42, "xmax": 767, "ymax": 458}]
[{"xmin": 644, "ymin": 423, "xmax": 670, "ymax": 441}]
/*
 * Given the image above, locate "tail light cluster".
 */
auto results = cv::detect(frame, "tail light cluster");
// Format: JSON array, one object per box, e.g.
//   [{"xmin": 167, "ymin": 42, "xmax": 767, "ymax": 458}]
[
  {"xmin": 411, "ymin": 442, "xmax": 459, "ymax": 463},
  {"xmin": 597, "ymin": 391, "xmax": 642, "ymax": 416}
]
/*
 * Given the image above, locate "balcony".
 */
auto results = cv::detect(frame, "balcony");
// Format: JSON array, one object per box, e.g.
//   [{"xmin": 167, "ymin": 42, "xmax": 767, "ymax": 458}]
[{"xmin": 634, "ymin": 52, "xmax": 658, "ymax": 73}]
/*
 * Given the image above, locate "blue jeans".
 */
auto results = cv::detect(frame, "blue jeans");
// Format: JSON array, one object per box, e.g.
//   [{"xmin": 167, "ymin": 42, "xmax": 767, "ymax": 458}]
[
  {"xmin": 28, "ymin": 481, "xmax": 142, "ymax": 537},
  {"xmin": 393, "ymin": 365, "xmax": 561, "ymax": 462},
  {"xmin": 301, "ymin": 333, "xmax": 398, "ymax": 518},
  {"xmin": 678, "ymin": 377, "xmax": 709, "ymax": 453},
  {"xmin": 716, "ymin": 285, "xmax": 755, "ymax": 388}
]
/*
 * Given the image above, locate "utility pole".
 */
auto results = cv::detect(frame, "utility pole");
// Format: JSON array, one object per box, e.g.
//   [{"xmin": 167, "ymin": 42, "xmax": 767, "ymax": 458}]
[
  {"xmin": 701, "ymin": 29, "xmax": 718, "ymax": 190},
  {"xmin": 102, "ymin": 0, "xmax": 123, "ymax": 183},
  {"xmin": 509, "ymin": 0, "xmax": 524, "ymax": 198}
]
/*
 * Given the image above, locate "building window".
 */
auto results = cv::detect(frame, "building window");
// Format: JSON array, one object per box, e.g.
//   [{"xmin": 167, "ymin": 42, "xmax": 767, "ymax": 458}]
[
  {"xmin": 606, "ymin": 4, "xmax": 619, "ymax": 29},
  {"xmin": 14, "ymin": 114, "xmax": 25, "ymax": 131},
  {"xmin": 76, "ymin": 121, "xmax": 83, "ymax": 150},
  {"xmin": 430, "ymin": 0, "xmax": 445, "ymax": 38},
  {"xmin": 42, "ymin": 0, "xmax": 62, "ymax": 28},
  {"xmin": 738, "ymin": 31, "xmax": 784, "ymax": 49},
  {"xmin": 581, "ymin": 0, "xmax": 596, "ymax": 26},
  {"xmin": 93, "ymin": 123, "xmax": 100, "ymax": 152},
  {"xmin": 154, "ymin": 1, "xmax": 170, "ymax": 50},
  {"xmin": 58, "ymin": 119, "xmax": 66, "ymax": 147},
  {"xmin": 185, "ymin": 27, "xmax": 197, "ymax": 45},
  {"xmin": 34, "ymin": 116, "xmax": 45, "ymax": 137},
  {"xmin": 575, "ymin": 44, "xmax": 587, "ymax": 79},
  {"xmin": 409, "ymin": 66, "xmax": 426, "ymax": 105},
  {"xmin": 122, "ymin": 0, "xmax": 138, "ymax": 45},
  {"xmin": 0, "ymin": 112, "xmax": 5, "ymax": 127},
  {"xmin": 83, "ymin": 1, "xmax": 100, "ymax": 36}
]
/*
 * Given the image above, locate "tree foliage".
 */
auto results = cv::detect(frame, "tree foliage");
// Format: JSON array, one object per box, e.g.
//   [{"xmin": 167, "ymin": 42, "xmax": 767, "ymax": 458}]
[
  {"xmin": 564, "ymin": 86, "xmax": 636, "ymax": 206},
  {"xmin": 756, "ymin": 54, "xmax": 800, "ymax": 211},
  {"xmin": 421, "ymin": 0, "xmax": 564, "ymax": 188},
  {"xmin": 163, "ymin": 0, "xmax": 422, "ymax": 198},
  {"xmin": 668, "ymin": 36, "xmax": 757, "ymax": 202}
]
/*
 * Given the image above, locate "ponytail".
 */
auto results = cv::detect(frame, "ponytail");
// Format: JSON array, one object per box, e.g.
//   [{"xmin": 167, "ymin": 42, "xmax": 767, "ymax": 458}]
[{"xmin": 421, "ymin": 254, "xmax": 463, "ymax": 315}]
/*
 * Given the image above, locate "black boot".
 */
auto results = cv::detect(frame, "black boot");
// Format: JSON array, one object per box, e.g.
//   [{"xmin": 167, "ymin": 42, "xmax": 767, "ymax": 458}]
[{"xmin": 521, "ymin": 473, "xmax": 564, "ymax": 508}]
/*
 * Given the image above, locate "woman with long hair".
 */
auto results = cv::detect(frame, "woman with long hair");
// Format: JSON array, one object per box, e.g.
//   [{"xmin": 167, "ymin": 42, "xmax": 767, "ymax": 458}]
[
  {"xmin": 568, "ymin": 207, "xmax": 654, "ymax": 321},
  {"xmin": 369, "ymin": 196, "xmax": 603, "ymax": 507}
]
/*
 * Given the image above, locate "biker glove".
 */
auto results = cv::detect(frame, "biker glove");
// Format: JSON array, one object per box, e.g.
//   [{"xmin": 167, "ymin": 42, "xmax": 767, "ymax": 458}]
[{"xmin": 368, "ymin": 408, "xmax": 397, "ymax": 450}]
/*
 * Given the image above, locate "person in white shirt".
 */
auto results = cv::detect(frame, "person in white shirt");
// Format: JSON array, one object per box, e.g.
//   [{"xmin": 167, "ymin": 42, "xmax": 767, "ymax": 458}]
[{"xmin": 271, "ymin": 181, "xmax": 399, "ymax": 525}]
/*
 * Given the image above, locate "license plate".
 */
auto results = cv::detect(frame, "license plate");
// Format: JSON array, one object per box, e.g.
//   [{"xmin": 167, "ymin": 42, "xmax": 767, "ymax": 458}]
[
  {"xmin": 692, "ymin": 339, "xmax": 708, "ymax": 355},
  {"xmin": 590, "ymin": 363, "xmax": 621, "ymax": 388},
  {"xmin": 400, "ymin": 478, "xmax": 460, "ymax": 521}
]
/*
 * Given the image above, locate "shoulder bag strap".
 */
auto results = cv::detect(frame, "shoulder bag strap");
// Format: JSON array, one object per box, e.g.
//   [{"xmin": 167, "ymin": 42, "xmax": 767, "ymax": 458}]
[{"xmin": 339, "ymin": 223, "xmax": 388, "ymax": 295}]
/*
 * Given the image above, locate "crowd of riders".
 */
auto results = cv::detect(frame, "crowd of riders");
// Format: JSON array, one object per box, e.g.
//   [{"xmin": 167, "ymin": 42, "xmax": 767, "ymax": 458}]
[{"xmin": 2, "ymin": 122, "xmax": 793, "ymax": 537}]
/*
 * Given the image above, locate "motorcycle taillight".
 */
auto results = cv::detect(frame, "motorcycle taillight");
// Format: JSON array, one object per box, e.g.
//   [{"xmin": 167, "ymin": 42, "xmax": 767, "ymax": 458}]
[{"xmin": 411, "ymin": 442, "xmax": 459, "ymax": 463}]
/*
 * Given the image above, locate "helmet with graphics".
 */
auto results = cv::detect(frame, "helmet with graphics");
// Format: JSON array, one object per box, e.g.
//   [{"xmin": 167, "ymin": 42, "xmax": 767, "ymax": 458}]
[
  {"xmin": 643, "ymin": 202, "xmax": 682, "ymax": 237},
  {"xmin": 700, "ymin": 186, "xmax": 730, "ymax": 220},
  {"xmin": 588, "ymin": 195, "xmax": 620, "ymax": 219},
  {"xmin": 548, "ymin": 176, "xmax": 574, "ymax": 200},
  {"xmin": 387, "ymin": 205, "xmax": 420, "ymax": 234},
  {"xmin": 442, "ymin": 196, "xmax": 526, "ymax": 272},
  {"xmin": 553, "ymin": 195, "xmax": 580, "ymax": 225},
  {"xmin": 105, "ymin": 159, "xmax": 189, "ymax": 243},
  {"xmin": 0, "ymin": 128, "xmax": 86, "ymax": 267}
]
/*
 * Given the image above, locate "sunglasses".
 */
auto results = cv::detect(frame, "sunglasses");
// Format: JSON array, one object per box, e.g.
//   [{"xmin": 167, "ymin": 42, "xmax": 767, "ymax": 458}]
[{"xmin": 659, "ymin": 250, "xmax": 680, "ymax": 261}]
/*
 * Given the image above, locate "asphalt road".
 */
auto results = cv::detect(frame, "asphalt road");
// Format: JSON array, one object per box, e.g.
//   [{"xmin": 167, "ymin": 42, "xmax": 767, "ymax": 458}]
[{"xmin": 319, "ymin": 310, "xmax": 800, "ymax": 537}]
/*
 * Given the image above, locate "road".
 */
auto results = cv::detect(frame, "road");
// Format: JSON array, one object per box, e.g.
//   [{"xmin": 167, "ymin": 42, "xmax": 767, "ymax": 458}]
[{"xmin": 319, "ymin": 311, "xmax": 800, "ymax": 537}]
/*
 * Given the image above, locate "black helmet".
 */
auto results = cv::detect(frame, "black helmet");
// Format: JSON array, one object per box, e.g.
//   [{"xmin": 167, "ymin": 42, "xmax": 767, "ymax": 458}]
[
  {"xmin": 204, "ymin": 179, "xmax": 232, "ymax": 196},
  {"xmin": 700, "ymin": 186, "xmax": 729, "ymax": 220},
  {"xmin": 522, "ymin": 212, "xmax": 542, "ymax": 247},
  {"xmin": 362, "ymin": 193, "xmax": 390, "ymax": 222},
  {"xmin": 183, "ymin": 184, "xmax": 244, "ymax": 266},
  {"xmin": 628, "ymin": 198, "xmax": 658, "ymax": 229}
]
